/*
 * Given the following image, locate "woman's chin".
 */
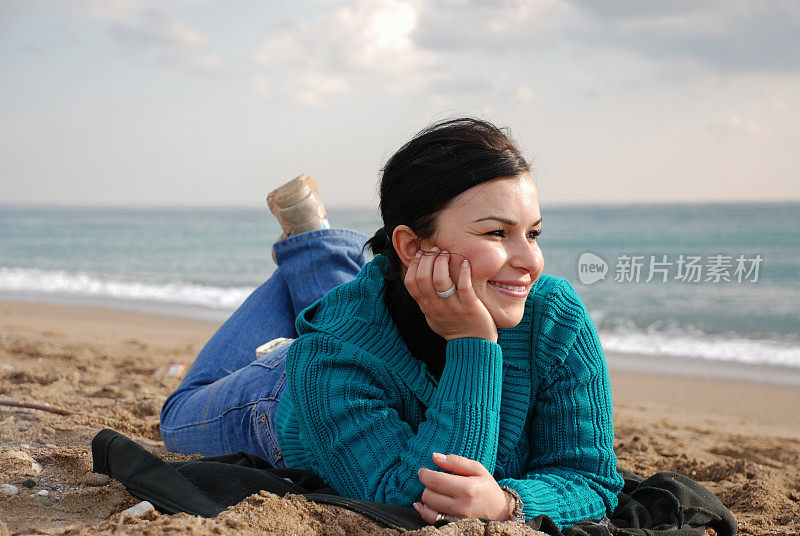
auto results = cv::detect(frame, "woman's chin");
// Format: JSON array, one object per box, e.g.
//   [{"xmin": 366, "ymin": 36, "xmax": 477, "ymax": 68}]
[{"xmin": 490, "ymin": 309, "xmax": 526, "ymax": 330}]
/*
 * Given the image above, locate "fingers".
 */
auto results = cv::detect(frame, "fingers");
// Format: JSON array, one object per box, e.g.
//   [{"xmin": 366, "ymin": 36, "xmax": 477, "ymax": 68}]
[
  {"xmin": 456, "ymin": 259, "xmax": 474, "ymax": 300},
  {"xmin": 417, "ymin": 466, "xmax": 463, "ymax": 495},
  {"xmin": 414, "ymin": 246, "xmax": 440, "ymax": 297},
  {"xmin": 404, "ymin": 248, "xmax": 496, "ymax": 342},
  {"xmin": 416, "ymin": 454, "xmax": 491, "ymax": 514},
  {"xmin": 432, "ymin": 250, "xmax": 453, "ymax": 293},
  {"xmin": 405, "ymin": 247, "xmax": 454, "ymax": 302},
  {"xmin": 404, "ymin": 250, "xmax": 423, "ymax": 301},
  {"xmin": 419, "ymin": 487, "xmax": 460, "ymax": 518},
  {"xmin": 413, "ymin": 500, "xmax": 449, "ymax": 524},
  {"xmin": 416, "ymin": 454, "xmax": 508, "ymax": 522},
  {"xmin": 431, "ymin": 452, "xmax": 489, "ymax": 477}
]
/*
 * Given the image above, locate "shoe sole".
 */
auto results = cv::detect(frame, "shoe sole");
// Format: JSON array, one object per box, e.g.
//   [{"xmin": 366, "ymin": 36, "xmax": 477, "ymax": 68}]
[
  {"xmin": 267, "ymin": 174, "xmax": 320, "ymax": 213},
  {"xmin": 266, "ymin": 174, "xmax": 328, "ymax": 238}
]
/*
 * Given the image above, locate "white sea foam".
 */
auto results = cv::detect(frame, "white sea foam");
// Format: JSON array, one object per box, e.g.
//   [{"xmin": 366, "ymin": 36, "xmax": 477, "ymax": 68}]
[
  {"xmin": 2, "ymin": 266, "xmax": 799, "ymax": 369},
  {"xmin": 598, "ymin": 324, "xmax": 800, "ymax": 369},
  {"xmin": 0, "ymin": 267, "xmax": 251, "ymax": 311}
]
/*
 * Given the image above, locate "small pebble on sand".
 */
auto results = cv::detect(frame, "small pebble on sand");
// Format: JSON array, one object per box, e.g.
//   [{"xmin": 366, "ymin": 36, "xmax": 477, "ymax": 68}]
[
  {"xmin": 83, "ymin": 473, "xmax": 110, "ymax": 486},
  {"xmin": 122, "ymin": 501, "xmax": 155, "ymax": 517},
  {"xmin": 37, "ymin": 489, "xmax": 49, "ymax": 496},
  {"xmin": 0, "ymin": 484, "xmax": 19, "ymax": 496},
  {"xmin": 1, "ymin": 450, "xmax": 42, "ymax": 476}
]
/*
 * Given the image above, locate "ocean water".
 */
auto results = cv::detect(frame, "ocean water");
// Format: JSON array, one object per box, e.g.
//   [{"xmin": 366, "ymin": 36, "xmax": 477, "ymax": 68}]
[{"xmin": 1, "ymin": 203, "xmax": 798, "ymax": 371}]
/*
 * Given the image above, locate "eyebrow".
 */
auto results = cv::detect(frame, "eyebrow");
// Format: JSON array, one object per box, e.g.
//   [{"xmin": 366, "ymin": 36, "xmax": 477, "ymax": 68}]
[{"xmin": 474, "ymin": 216, "xmax": 543, "ymax": 227}]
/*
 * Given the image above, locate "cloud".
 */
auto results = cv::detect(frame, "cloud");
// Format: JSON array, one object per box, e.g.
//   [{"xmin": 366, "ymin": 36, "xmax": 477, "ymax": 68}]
[
  {"xmin": 412, "ymin": 0, "xmax": 566, "ymax": 52},
  {"xmin": 3, "ymin": 0, "xmax": 221, "ymax": 73},
  {"xmin": 254, "ymin": 0, "xmax": 442, "ymax": 103},
  {"xmin": 252, "ymin": 0, "xmax": 550, "ymax": 103},
  {"xmin": 105, "ymin": 8, "xmax": 221, "ymax": 72},
  {"xmin": 701, "ymin": 112, "xmax": 770, "ymax": 140},
  {"xmin": 253, "ymin": 0, "xmax": 800, "ymax": 106},
  {"xmin": 564, "ymin": 0, "xmax": 800, "ymax": 72},
  {"xmin": 408, "ymin": 0, "xmax": 800, "ymax": 74}
]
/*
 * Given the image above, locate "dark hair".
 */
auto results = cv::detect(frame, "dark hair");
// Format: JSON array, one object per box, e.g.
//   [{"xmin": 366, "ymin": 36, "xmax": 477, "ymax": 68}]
[
  {"xmin": 366, "ymin": 117, "xmax": 530, "ymax": 275},
  {"xmin": 366, "ymin": 117, "xmax": 530, "ymax": 379}
]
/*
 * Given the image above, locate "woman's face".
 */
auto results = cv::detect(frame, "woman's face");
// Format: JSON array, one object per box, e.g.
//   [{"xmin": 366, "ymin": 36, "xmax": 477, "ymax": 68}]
[{"xmin": 420, "ymin": 172, "xmax": 544, "ymax": 329}]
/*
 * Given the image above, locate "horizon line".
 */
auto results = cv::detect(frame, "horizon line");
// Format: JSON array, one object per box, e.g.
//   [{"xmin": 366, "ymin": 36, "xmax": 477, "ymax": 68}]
[{"xmin": 2, "ymin": 198, "xmax": 799, "ymax": 211}]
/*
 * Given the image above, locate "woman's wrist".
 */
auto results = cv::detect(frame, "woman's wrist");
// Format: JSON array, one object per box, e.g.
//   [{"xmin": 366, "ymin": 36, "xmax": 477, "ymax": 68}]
[
  {"xmin": 444, "ymin": 332, "xmax": 498, "ymax": 344},
  {"xmin": 501, "ymin": 486, "xmax": 525, "ymax": 522}
]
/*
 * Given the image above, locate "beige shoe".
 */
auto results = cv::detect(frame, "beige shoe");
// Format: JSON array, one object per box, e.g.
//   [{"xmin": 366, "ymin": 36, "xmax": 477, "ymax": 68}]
[{"xmin": 267, "ymin": 174, "xmax": 330, "ymax": 239}]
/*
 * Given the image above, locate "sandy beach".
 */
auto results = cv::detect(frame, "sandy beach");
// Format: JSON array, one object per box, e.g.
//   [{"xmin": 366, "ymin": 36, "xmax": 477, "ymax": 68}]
[{"xmin": 1, "ymin": 299, "xmax": 798, "ymax": 535}]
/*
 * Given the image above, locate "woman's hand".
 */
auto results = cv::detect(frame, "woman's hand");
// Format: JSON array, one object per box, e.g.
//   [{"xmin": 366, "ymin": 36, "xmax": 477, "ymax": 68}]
[
  {"xmin": 404, "ymin": 247, "xmax": 498, "ymax": 343},
  {"xmin": 413, "ymin": 453, "xmax": 515, "ymax": 522}
]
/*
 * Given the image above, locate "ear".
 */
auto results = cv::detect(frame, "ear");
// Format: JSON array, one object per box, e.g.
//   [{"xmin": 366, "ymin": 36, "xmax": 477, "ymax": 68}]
[{"xmin": 391, "ymin": 225, "xmax": 420, "ymax": 268}]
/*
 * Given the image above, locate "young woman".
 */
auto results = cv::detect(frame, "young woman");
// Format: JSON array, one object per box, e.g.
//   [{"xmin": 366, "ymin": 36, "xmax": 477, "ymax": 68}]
[{"xmin": 160, "ymin": 118, "xmax": 624, "ymax": 529}]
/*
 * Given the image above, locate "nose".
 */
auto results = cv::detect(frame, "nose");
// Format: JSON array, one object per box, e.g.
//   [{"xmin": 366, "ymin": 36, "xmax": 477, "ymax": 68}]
[{"xmin": 508, "ymin": 237, "xmax": 543, "ymax": 276}]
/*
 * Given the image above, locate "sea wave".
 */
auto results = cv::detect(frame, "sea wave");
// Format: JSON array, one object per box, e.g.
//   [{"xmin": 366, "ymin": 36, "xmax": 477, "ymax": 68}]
[
  {"xmin": 0, "ymin": 267, "xmax": 251, "ymax": 311},
  {"xmin": 2, "ymin": 266, "xmax": 799, "ymax": 369},
  {"xmin": 597, "ymin": 323, "xmax": 800, "ymax": 369}
]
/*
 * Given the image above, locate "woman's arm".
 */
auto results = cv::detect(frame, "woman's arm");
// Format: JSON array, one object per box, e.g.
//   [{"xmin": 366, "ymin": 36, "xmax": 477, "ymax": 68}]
[
  {"xmin": 283, "ymin": 332, "xmax": 505, "ymax": 505},
  {"xmin": 497, "ymin": 287, "xmax": 624, "ymax": 529}
]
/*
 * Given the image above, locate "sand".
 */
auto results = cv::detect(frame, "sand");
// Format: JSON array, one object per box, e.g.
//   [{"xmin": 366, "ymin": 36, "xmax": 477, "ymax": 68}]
[{"xmin": 0, "ymin": 300, "xmax": 798, "ymax": 535}]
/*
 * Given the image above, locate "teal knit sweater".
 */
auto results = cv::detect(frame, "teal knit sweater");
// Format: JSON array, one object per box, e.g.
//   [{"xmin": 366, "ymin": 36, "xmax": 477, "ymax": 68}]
[{"xmin": 274, "ymin": 256, "xmax": 623, "ymax": 529}]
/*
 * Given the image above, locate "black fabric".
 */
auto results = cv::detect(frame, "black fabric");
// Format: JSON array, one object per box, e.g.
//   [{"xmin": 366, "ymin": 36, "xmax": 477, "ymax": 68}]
[
  {"xmin": 596, "ymin": 469, "xmax": 737, "ymax": 536},
  {"xmin": 533, "ymin": 468, "xmax": 737, "ymax": 536},
  {"xmin": 91, "ymin": 429, "xmax": 426, "ymax": 531},
  {"xmin": 91, "ymin": 429, "xmax": 737, "ymax": 536}
]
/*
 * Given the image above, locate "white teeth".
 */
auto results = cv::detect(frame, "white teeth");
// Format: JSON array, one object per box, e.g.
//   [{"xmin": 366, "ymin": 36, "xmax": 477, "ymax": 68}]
[{"xmin": 489, "ymin": 281, "xmax": 526, "ymax": 292}]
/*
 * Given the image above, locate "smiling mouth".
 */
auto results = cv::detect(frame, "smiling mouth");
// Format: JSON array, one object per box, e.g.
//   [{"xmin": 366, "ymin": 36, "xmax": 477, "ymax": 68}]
[{"xmin": 488, "ymin": 281, "xmax": 529, "ymax": 296}]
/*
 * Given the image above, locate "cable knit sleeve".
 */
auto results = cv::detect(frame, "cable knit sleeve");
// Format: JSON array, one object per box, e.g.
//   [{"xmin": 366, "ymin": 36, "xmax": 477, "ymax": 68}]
[
  {"xmin": 283, "ymin": 334, "xmax": 504, "ymax": 506},
  {"xmin": 497, "ymin": 280, "xmax": 624, "ymax": 529}
]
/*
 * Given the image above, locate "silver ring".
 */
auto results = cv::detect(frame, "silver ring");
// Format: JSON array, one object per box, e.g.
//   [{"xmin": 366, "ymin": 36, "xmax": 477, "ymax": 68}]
[
  {"xmin": 436, "ymin": 284, "xmax": 456, "ymax": 299},
  {"xmin": 435, "ymin": 513, "xmax": 446, "ymax": 522}
]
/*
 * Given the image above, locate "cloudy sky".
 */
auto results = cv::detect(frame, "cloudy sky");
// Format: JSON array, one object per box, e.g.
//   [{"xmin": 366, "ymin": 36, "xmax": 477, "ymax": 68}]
[{"xmin": 2, "ymin": 0, "xmax": 799, "ymax": 207}]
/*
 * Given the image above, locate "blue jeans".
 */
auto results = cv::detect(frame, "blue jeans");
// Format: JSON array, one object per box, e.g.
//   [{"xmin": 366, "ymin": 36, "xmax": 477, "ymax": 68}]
[{"xmin": 160, "ymin": 229, "xmax": 369, "ymax": 467}]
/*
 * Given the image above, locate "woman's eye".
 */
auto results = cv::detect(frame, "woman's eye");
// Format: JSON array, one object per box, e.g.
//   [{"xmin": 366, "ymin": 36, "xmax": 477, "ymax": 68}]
[
  {"xmin": 486, "ymin": 229, "xmax": 541, "ymax": 240},
  {"xmin": 528, "ymin": 229, "xmax": 542, "ymax": 241}
]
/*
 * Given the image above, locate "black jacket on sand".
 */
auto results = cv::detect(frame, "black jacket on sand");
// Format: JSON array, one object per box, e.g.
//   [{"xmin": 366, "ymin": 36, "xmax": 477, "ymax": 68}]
[{"xmin": 91, "ymin": 429, "xmax": 737, "ymax": 536}]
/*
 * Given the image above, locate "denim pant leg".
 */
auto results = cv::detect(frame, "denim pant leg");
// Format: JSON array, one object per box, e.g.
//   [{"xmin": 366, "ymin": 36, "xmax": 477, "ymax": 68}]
[
  {"xmin": 274, "ymin": 229, "xmax": 372, "ymax": 318},
  {"xmin": 160, "ymin": 229, "xmax": 368, "ymax": 465}
]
